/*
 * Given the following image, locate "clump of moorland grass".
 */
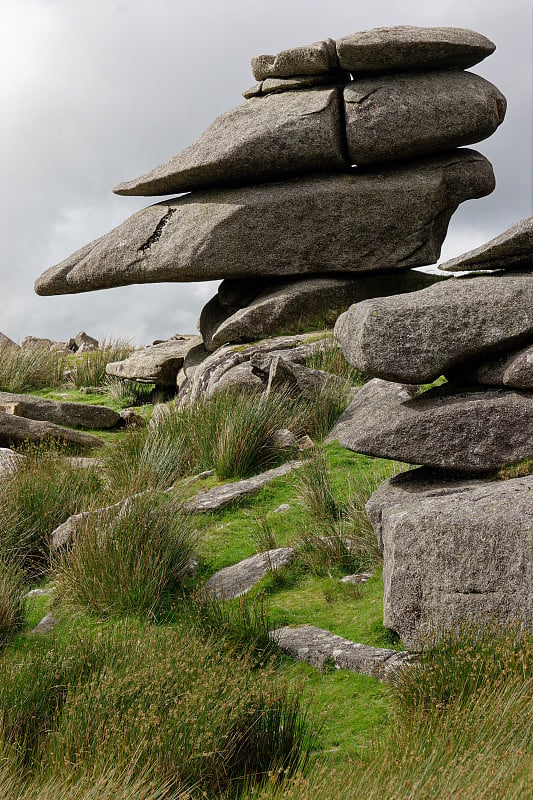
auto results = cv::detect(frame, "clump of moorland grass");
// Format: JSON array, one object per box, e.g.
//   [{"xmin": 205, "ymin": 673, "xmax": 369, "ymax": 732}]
[
  {"xmin": 0, "ymin": 346, "xmax": 65, "ymax": 392},
  {"xmin": 53, "ymin": 493, "xmax": 196, "ymax": 618},
  {"xmin": 182, "ymin": 588, "xmax": 278, "ymax": 663},
  {"xmin": 102, "ymin": 426, "xmax": 186, "ymax": 495},
  {"xmin": 104, "ymin": 376, "xmax": 154, "ymax": 407},
  {"xmin": 293, "ymin": 450, "xmax": 400, "ymax": 575},
  {"xmin": 0, "ymin": 444, "xmax": 103, "ymax": 577},
  {"xmin": 68, "ymin": 339, "xmax": 133, "ymax": 388},
  {"xmin": 305, "ymin": 340, "xmax": 366, "ymax": 385},
  {"xmin": 497, "ymin": 455, "xmax": 533, "ymax": 479},
  {"xmin": 0, "ymin": 558, "xmax": 25, "ymax": 648},
  {"xmin": 0, "ymin": 623, "xmax": 311, "ymax": 796}
]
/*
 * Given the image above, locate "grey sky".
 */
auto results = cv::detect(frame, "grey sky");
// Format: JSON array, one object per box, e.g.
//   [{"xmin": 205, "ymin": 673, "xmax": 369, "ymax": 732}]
[{"xmin": 1, "ymin": 0, "xmax": 531, "ymax": 346}]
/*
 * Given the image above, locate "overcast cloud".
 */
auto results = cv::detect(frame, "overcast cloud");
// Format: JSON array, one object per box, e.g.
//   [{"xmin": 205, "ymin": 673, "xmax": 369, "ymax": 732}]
[{"xmin": 1, "ymin": 0, "xmax": 531, "ymax": 346}]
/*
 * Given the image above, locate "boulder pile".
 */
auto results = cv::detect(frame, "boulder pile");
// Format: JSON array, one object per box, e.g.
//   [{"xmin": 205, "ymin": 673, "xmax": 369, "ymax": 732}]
[
  {"xmin": 329, "ymin": 217, "xmax": 533, "ymax": 647},
  {"xmin": 36, "ymin": 26, "xmax": 504, "ymax": 364}
]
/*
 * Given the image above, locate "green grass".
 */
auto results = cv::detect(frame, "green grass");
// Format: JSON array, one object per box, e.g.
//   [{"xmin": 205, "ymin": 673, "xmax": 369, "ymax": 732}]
[
  {"xmin": 68, "ymin": 339, "xmax": 133, "ymax": 388},
  {"xmin": 0, "ymin": 347, "xmax": 65, "ymax": 392},
  {"xmin": 0, "ymin": 558, "xmax": 25, "ymax": 648}
]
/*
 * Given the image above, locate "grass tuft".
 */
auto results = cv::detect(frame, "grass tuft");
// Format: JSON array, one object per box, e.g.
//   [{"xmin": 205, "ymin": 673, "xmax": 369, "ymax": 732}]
[
  {"xmin": 0, "ymin": 347, "xmax": 65, "ymax": 392},
  {"xmin": 0, "ymin": 558, "xmax": 25, "ymax": 648},
  {"xmin": 68, "ymin": 339, "xmax": 133, "ymax": 388}
]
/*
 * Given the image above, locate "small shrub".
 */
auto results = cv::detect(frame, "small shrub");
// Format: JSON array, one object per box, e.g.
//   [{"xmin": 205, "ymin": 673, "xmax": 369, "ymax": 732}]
[
  {"xmin": 53, "ymin": 493, "xmax": 197, "ymax": 618},
  {"xmin": 0, "ymin": 444, "xmax": 103, "ymax": 576},
  {"xmin": 0, "ymin": 558, "xmax": 25, "ymax": 648},
  {"xmin": 0, "ymin": 347, "xmax": 65, "ymax": 392},
  {"xmin": 69, "ymin": 339, "xmax": 133, "ymax": 388}
]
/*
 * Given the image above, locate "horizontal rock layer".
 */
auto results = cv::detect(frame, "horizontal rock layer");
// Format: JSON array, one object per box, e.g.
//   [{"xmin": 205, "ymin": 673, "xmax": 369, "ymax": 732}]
[
  {"xmin": 439, "ymin": 215, "xmax": 533, "ymax": 272},
  {"xmin": 344, "ymin": 71, "xmax": 505, "ymax": 164},
  {"xmin": 106, "ymin": 336, "xmax": 199, "ymax": 385},
  {"xmin": 36, "ymin": 151, "xmax": 494, "ymax": 295},
  {"xmin": 114, "ymin": 73, "xmax": 503, "ymax": 197},
  {"xmin": 334, "ymin": 273, "xmax": 533, "ymax": 384},
  {"xmin": 114, "ymin": 88, "xmax": 346, "ymax": 196},
  {"xmin": 0, "ymin": 391, "xmax": 120, "ymax": 430},
  {"xmin": 450, "ymin": 342, "xmax": 533, "ymax": 389},
  {"xmin": 327, "ymin": 378, "xmax": 533, "ymax": 472},
  {"xmin": 0, "ymin": 411, "xmax": 103, "ymax": 449},
  {"xmin": 200, "ymin": 271, "xmax": 443, "ymax": 351},
  {"xmin": 336, "ymin": 26, "xmax": 495, "ymax": 72},
  {"xmin": 366, "ymin": 469, "xmax": 533, "ymax": 648}
]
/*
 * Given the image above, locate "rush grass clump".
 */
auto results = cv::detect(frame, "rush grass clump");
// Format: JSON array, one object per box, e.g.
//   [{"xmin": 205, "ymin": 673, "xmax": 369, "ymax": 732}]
[
  {"xmin": 0, "ymin": 558, "xmax": 25, "ymax": 648},
  {"xmin": 0, "ymin": 444, "xmax": 103, "ymax": 577},
  {"xmin": 53, "ymin": 493, "xmax": 197, "ymax": 618},
  {"xmin": 68, "ymin": 339, "xmax": 133, "ymax": 388},
  {"xmin": 0, "ymin": 347, "xmax": 65, "ymax": 392},
  {"xmin": 305, "ymin": 340, "xmax": 366, "ymax": 385}
]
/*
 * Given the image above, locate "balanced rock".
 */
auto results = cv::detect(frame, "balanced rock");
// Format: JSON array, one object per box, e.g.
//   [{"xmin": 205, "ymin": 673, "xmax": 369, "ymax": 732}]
[
  {"xmin": 450, "ymin": 343, "xmax": 533, "ymax": 389},
  {"xmin": 439, "ymin": 216, "xmax": 533, "ymax": 272},
  {"xmin": 113, "ymin": 88, "xmax": 346, "ymax": 196},
  {"xmin": 252, "ymin": 38, "xmax": 339, "ymax": 81},
  {"xmin": 336, "ymin": 26, "xmax": 495, "ymax": 72},
  {"xmin": 0, "ymin": 411, "xmax": 103, "ymax": 449},
  {"xmin": 36, "ymin": 151, "xmax": 494, "ymax": 295},
  {"xmin": 366, "ymin": 469, "xmax": 533, "ymax": 648},
  {"xmin": 344, "ymin": 71, "xmax": 505, "ymax": 164},
  {"xmin": 200, "ymin": 271, "xmax": 443, "ymax": 351},
  {"xmin": 327, "ymin": 378, "xmax": 533, "ymax": 472},
  {"xmin": 106, "ymin": 336, "xmax": 199, "ymax": 385},
  {"xmin": 335, "ymin": 274, "xmax": 533, "ymax": 384},
  {"xmin": 0, "ymin": 391, "xmax": 120, "ymax": 430}
]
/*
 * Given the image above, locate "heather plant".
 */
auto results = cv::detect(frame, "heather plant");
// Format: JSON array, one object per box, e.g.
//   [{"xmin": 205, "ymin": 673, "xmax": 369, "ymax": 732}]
[
  {"xmin": 0, "ymin": 346, "xmax": 65, "ymax": 392},
  {"xmin": 53, "ymin": 494, "xmax": 197, "ymax": 618}
]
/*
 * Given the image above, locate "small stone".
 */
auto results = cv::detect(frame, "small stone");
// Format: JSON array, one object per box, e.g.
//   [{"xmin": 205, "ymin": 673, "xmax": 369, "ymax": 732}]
[
  {"xmin": 252, "ymin": 38, "xmax": 339, "ymax": 81},
  {"xmin": 341, "ymin": 572, "xmax": 372, "ymax": 585},
  {"xmin": 119, "ymin": 408, "xmax": 146, "ymax": 428},
  {"xmin": 298, "ymin": 435, "xmax": 315, "ymax": 451},
  {"xmin": 30, "ymin": 613, "xmax": 57, "ymax": 635},
  {"xmin": 272, "ymin": 429, "xmax": 298, "ymax": 449},
  {"xmin": 273, "ymin": 503, "xmax": 291, "ymax": 514}
]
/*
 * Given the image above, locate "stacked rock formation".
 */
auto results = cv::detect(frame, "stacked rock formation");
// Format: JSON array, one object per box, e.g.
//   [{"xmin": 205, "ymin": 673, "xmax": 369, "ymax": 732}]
[
  {"xmin": 329, "ymin": 217, "xmax": 533, "ymax": 647},
  {"xmin": 36, "ymin": 26, "xmax": 505, "ymax": 380}
]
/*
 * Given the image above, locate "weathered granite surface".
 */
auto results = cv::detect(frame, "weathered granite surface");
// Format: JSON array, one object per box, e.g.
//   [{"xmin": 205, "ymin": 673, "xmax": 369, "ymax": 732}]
[
  {"xmin": 35, "ymin": 151, "xmax": 494, "ymax": 295},
  {"xmin": 439, "ymin": 216, "xmax": 533, "ymax": 272},
  {"xmin": 450, "ymin": 342, "xmax": 533, "ymax": 389},
  {"xmin": 334, "ymin": 274, "xmax": 533, "ymax": 384},
  {"xmin": 113, "ymin": 88, "xmax": 346, "ymax": 196},
  {"xmin": 0, "ymin": 391, "xmax": 120, "ymax": 430},
  {"xmin": 366, "ymin": 470, "xmax": 533, "ymax": 648},
  {"xmin": 344, "ymin": 71, "xmax": 505, "ymax": 164},
  {"xmin": 336, "ymin": 26, "xmax": 495, "ymax": 72},
  {"xmin": 326, "ymin": 378, "xmax": 533, "ymax": 472},
  {"xmin": 106, "ymin": 336, "xmax": 199, "ymax": 385},
  {"xmin": 0, "ymin": 411, "xmax": 103, "ymax": 450},
  {"xmin": 252, "ymin": 38, "xmax": 339, "ymax": 80},
  {"xmin": 200, "ymin": 271, "xmax": 443, "ymax": 351},
  {"xmin": 205, "ymin": 548, "xmax": 295, "ymax": 599},
  {"xmin": 272, "ymin": 625, "xmax": 413, "ymax": 679}
]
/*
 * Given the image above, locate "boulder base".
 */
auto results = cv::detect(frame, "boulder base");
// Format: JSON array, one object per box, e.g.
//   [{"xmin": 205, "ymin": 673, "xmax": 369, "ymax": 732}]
[{"xmin": 366, "ymin": 469, "xmax": 533, "ymax": 648}]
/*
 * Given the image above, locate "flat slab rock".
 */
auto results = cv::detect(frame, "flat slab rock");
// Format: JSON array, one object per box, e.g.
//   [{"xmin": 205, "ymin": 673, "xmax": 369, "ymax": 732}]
[
  {"xmin": 272, "ymin": 625, "xmax": 412, "ymax": 680},
  {"xmin": 243, "ymin": 73, "xmax": 348, "ymax": 99},
  {"xmin": 205, "ymin": 548, "xmax": 295, "ymax": 599},
  {"xmin": 335, "ymin": 273, "xmax": 533, "ymax": 384},
  {"xmin": 452, "ymin": 342, "xmax": 533, "ymax": 389},
  {"xmin": 0, "ymin": 411, "xmax": 103, "ymax": 450},
  {"xmin": 344, "ymin": 71, "xmax": 505, "ymax": 165},
  {"xmin": 440, "ymin": 216, "xmax": 533, "ymax": 272},
  {"xmin": 113, "ymin": 88, "xmax": 346, "ymax": 196},
  {"xmin": 326, "ymin": 378, "xmax": 533, "ymax": 472},
  {"xmin": 183, "ymin": 461, "xmax": 303, "ymax": 513},
  {"xmin": 35, "ymin": 151, "xmax": 494, "ymax": 295},
  {"xmin": 106, "ymin": 336, "xmax": 199, "ymax": 385},
  {"xmin": 336, "ymin": 26, "xmax": 495, "ymax": 72},
  {"xmin": 0, "ymin": 391, "xmax": 120, "ymax": 430},
  {"xmin": 366, "ymin": 469, "xmax": 533, "ymax": 649},
  {"xmin": 200, "ymin": 271, "xmax": 443, "ymax": 351}
]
